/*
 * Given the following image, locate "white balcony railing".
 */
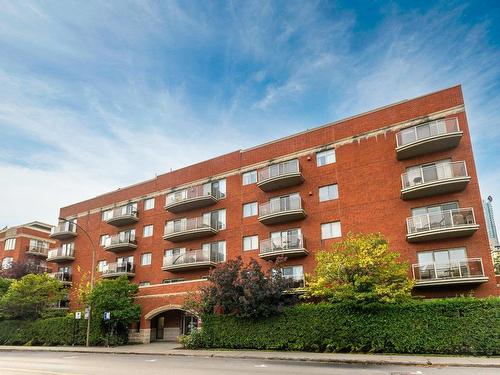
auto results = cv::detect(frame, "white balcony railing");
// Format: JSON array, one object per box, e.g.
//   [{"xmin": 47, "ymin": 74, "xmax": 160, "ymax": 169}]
[
  {"xmin": 26, "ymin": 244, "xmax": 49, "ymax": 256},
  {"xmin": 401, "ymin": 161, "xmax": 468, "ymax": 189},
  {"xmin": 48, "ymin": 272, "xmax": 72, "ymax": 283},
  {"xmin": 47, "ymin": 247, "xmax": 75, "ymax": 260},
  {"xmin": 258, "ymin": 159, "xmax": 300, "ymax": 183},
  {"xmin": 396, "ymin": 118, "xmax": 459, "ymax": 147},
  {"xmin": 259, "ymin": 196, "xmax": 303, "ymax": 217},
  {"xmin": 166, "ymin": 184, "xmax": 221, "ymax": 206},
  {"xmin": 163, "ymin": 248, "xmax": 222, "ymax": 268},
  {"xmin": 412, "ymin": 258, "xmax": 485, "ymax": 282},
  {"xmin": 260, "ymin": 234, "xmax": 305, "ymax": 255},
  {"xmin": 102, "ymin": 262, "xmax": 134, "ymax": 275},
  {"xmin": 406, "ymin": 207, "xmax": 476, "ymax": 234},
  {"xmin": 164, "ymin": 216, "xmax": 213, "ymax": 235},
  {"xmin": 51, "ymin": 222, "xmax": 77, "ymax": 235}
]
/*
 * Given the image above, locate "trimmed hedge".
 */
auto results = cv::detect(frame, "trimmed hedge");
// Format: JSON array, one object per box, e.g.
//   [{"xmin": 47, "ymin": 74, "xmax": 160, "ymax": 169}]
[
  {"xmin": 0, "ymin": 316, "xmax": 112, "ymax": 346},
  {"xmin": 187, "ymin": 298, "xmax": 500, "ymax": 355}
]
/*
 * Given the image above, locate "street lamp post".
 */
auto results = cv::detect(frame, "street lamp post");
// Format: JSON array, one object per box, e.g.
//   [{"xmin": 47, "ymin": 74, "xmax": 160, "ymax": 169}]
[{"xmin": 58, "ymin": 217, "xmax": 96, "ymax": 347}]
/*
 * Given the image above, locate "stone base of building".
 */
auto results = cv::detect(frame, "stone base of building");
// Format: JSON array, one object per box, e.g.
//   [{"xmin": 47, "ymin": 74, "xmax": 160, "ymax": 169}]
[{"xmin": 128, "ymin": 328, "xmax": 151, "ymax": 344}]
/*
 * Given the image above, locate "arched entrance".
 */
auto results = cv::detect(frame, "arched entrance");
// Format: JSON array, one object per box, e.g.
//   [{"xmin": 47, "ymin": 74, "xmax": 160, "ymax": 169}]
[{"xmin": 145, "ymin": 306, "xmax": 199, "ymax": 342}]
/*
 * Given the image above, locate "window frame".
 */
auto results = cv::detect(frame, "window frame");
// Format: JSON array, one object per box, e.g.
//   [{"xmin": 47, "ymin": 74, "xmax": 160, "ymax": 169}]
[
  {"xmin": 242, "ymin": 170, "xmax": 257, "ymax": 185},
  {"xmin": 243, "ymin": 235, "xmax": 259, "ymax": 251},
  {"xmin": 141, "ymin": 252, "xmax": 152, "ymax": 266},
  {"xmin": 143, "ymin": 224, "xmax": 154, "ymax": 238},
  {"xmin": 316, "ymin": 149, "xmax": 336, "ymax": 167},
  {"xmin": 144, "ymin": 197, "xmax": 155, "ymax": 210},
  {"xmin": 321, "ymin": 221, "xmax": 342, "ymax": 240},
  {"xmin": 319, "ymin": 184, "xmax": 339, "ymax": 202},
  {"xmin": 243, "ymin": 202, "xmax": 258, "ymax": 217}
]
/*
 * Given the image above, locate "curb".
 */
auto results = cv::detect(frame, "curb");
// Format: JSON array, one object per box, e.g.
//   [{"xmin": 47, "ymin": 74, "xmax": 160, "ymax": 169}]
[{"xmin": 0, "ymin": 346, "xmax": 498, "ymax": 368}]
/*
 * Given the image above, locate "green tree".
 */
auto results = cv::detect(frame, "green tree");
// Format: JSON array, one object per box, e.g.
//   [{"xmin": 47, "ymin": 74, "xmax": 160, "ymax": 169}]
[
  {"xmin": 185, "ymin": 257, "xmax": 294, "ymax": 319},
  {"xmin": 0, "ymin": 274, "xmax": 65, "ymax": 320},
  {"xmin": 86, "ymin": 276, "xmax": 141, "ymax": 344},
  {"xmin": 0, "ymin": 278, "xmax": 13, "ymax": 298},
  {"xmin": 304, "ymin": 233, "xmax": 414, "ymax": 303}
]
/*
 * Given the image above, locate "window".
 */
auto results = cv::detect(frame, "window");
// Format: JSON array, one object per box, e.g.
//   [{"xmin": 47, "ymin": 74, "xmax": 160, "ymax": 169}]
[
  {"xmin": 143, "ymin": 225, "xmax": 154, "ymax": 237},
  {"xmin": 321, "ymin": 221, "xmax": 342, "ymax": 240},
  {"xmin": 4, "ymin": 238, "xmax": 16, "ymax": 251},
  {"xmin": 316, "ymin": 149, "xmax": 336, "ymax": 166},
  {"xmin": 162, "ymin": 278, "xmax": 185, "ymax": 284},
  {"xmin": 101, "ymin": 209, "xmax": 112, "ymax": 221},
  {"xmin": 144, "ymin": 197, "xmax": 155, "ymax": 210},
  {"xmin": 271, "ymin": 228, "xmax": 302, "ymax": 249},
  {"xmin": 100, "ymin": 234, "xmax": 110, "ymax": 247},
  {"xmin": 117, "ymin": 256, "xmax": 134, "ymax": 271},
  {"xmin": 203, "ymin": 209, "xmax": 226, "ymax": 230},
  {"xmin": 416, "ymin": 248, "xmax": 468, "ymax": 280},
  {"xmin": 202, "ymin": 241, "xmax": 226, "ymax": 262},
  {"xmin": 29, "ymin": 239, "xmax": 49, "ymax": 250},
  {"xmin": 243, "ymin": 202, "xmax": 258, "ymax": 217},
  {"xmin": 139, "ymin": 281, "xmax": 151, "ymax": 287},
  {"xmin": 1, "ymin": 257, "xmax": 13, "ymax": 269},
  {"xmin": 97, "ymin": 260, "xmax": 107, "ymax": 272},
  {"xmin": 319, "ymin": 184, "xmax": 339, "ymax": 202},
  {"xmin": 141, "ymin": 252, "xmax": 152, "ymax": 266},
  {"xmin": 411, "ymin": 202, "xmax": 459, "ymax": 217},
  {"xmin": 210, "ymin": 179, "xmax": 226, "ymax": 198},
  {"xmin": 242, "ymin": 170, "xmax": 257, "ymax": 185},
  {"xmin": 243, "ymin": 235, "xmax": 259, "ymax": 251},
  {"xmin": 282, "ymin": 265, "xmax": 304, "ymax": 288}
]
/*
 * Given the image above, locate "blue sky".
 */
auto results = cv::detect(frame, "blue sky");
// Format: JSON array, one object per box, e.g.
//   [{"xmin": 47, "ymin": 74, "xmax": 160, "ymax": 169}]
[{"xmin": 0, "ymin": 0, "xmax": 499, "ymax": 228}]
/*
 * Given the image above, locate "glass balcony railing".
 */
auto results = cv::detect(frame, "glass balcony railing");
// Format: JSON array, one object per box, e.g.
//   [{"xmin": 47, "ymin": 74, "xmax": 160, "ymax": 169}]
[
  {"xmin": 259, "ymin": 196, "xmax": 303, "ymax": 217},
  {"xmin": 396, "ymin": 118, "xmax": 460, "ymax": 148},
  {"xmin": 412, "ymin": 258, "xmax": 486, "ymax": 283},
  {"xmin": 260, "ymin": 235, "xmax": 306, "ymax": 256},
  {"xmin": 164, "ymin": 217, "xmax": 213, "ymax": 235},
  {"xmin": 406, "ymin": 208, "xmax": 476, "ymax": 234},
  {"xmin": 48, "ymin": 272, "xmax": 72, "ymax": 283},
  {"xmin": 163, "ymin": 248, "xmax": 222, "ymax": 268},
  {"xmin": 26, "ymin": 244, "xmax": 49, "ymax": 257},
  {"xmin": 258, "ymin": 159, "xmax": 300, "ymax": 182},
  {"xmin": 47, "ymin": 247, "xmax": 75, "ymax": 260},
  {"xmin": 102, "ymin": 262, "xmax": 134, "ymax": 276},
  {"xmin": 402, "ymin": 161, "xmax": 468, "ymax": 189},
  {"xmin": 105, "ymin": 205, "xmax": 138, "ymax": 225},
  {"xmin": 166, "ymin": 185, "xmax": 221, "ymax": 206},
  {"xmin": 50, "ymin": 222, "xmax": 77, "ymax": 238},
  {"xmin": 104, "ymin": 233, "xmax": 136, "ymax": 247}
]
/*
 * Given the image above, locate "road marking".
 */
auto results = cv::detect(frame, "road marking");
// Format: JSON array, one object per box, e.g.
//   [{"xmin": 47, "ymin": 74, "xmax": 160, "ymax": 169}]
[
  {"xmin": 0, "ymin": 368, "xmax": 77, "ymax": 375},
  {"xmin": 145, "ymin": 359, "xmax": 157, "ymax": 362},
  {"xmin": 254, "ymin": 364, "xmax": 268, "ymax": 368},
  {"xmin": 61, "ymin": 356, "xmax": 78, "ymax": 359}
]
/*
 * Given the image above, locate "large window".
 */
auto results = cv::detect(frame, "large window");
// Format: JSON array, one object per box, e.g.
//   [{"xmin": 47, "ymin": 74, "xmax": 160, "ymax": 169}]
[
  {"xmin": 416, "ymin": 248, "xmax": 468, "ymax": 280},
  {"xmin": 97, "ymin": 260, "xmax": 107, "ymax": 272},
  {"xmin": 243, "ymin": 202, "xmax": 258, "ymax": 217},
  {"xmin": 271, "ymin": 228, "xmax": 302, "ymax": 248},
  {"xmin": 1, "ymin": 257, "xmax": 13, "ymax": 269},
  {"xmin": 321, "ymin": 221, "xmax": 342, "ymax": 240},
  {"xmin": 4, "ymin": 238, "xmax": 16, "ymax": 251},
  {"xmin": 282, "ymin": 265, "xmax": 304, "ymax": 288},
  {"xmin": 411, "ymin": 202, "xmax": 458, "ymax": 217},
  {"xmin": 143, "ymin": 225, "xmax": 154, "ymax": 237},
  {"xmin": 316, "ymin": 149, "xmax": 336, "ymax": 167},
  {"xmin": 203, "ymin": 209, "xmax": 226, "ymax": 230},
  {"xmin": 243, "ymin": 235, "xmax": 259, "ymax": 251},
  {"xmin": 144, "ymin": 197, "xmax": 155, "ymax": 210},
  {"xmin": 319, "ymin": 184, "xmax": 339, "ymax": 202},
  {"xmin": 202, "ymin": 241, "xmax": 226, "ymax": 262},
  {"xmin": 242, "ymin": 170, "xmax": 257, "ymax": 185},
  {"xmin": 100, "ymin": 234, "xmax": 110, "ymax": 247},
  {"xmin": 141, "ymin": 252, "xmax": 152, "ymax": 266}
]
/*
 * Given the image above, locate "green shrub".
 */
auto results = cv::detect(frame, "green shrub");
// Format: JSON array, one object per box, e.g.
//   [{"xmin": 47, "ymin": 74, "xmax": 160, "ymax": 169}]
[{"xmin": 191, "ymin": 298, "xmax": 500, "ymax": 356}]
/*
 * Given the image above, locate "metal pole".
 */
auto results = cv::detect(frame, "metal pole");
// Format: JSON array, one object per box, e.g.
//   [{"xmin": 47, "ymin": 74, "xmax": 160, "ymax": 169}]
[{"xmin": 58, "ymin": 217, "xmax": 96, "ymax": 347}]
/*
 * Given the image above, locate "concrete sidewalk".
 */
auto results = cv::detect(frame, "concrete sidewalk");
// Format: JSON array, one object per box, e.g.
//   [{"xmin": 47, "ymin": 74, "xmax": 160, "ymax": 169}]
[{"xmin": 0, "ymin": 342, "xmax": 498, "ymax": 368}]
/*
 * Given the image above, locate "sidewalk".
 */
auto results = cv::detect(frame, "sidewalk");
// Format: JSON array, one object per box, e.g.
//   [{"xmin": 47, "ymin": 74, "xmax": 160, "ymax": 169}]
[{"xmin": 0, "ymin": 342, "xmax": 498, "ymax": 368}]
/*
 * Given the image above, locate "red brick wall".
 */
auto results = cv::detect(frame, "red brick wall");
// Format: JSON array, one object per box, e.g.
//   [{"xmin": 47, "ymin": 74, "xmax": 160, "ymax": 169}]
[{"xmin": 54, "ymin": 85, "xmax": 498, "ymax": 321}]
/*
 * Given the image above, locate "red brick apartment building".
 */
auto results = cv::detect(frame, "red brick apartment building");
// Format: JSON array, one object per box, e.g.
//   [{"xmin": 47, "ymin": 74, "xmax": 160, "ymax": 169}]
[
  {"xmin": 48, "ymin": 85, "xmax": 498, "ymax": 344},
  {"xmin": 0, "ymin": 221, "xmax": 55, "ymax": 273}
]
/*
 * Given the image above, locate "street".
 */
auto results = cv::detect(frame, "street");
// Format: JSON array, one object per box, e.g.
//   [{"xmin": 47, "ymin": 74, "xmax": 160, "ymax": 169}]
[{"xmin": 0, "ymin": 351, "xmax": 497, "ymax": 375}]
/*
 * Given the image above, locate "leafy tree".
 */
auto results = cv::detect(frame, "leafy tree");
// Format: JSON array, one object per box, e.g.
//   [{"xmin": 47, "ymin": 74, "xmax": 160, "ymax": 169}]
[
  {"xmin": 0, "ymin": 273, "xmax": 65, "ymax": 320},
  {"xmin": 493, "ymin": 253, "xmax": 500, "ymax": 275},
  {"xmin": 0, "ymin": 278, "xmax": 13, "ymax": 298},
  {"xmin": 304, "ymin": 233, "xmax": 414, "ymax": 303},
  {"xmin": 85, "ymin": 276, "xmax": 141, "ymax": 344},
  {"xmin": 185, "ymin": 257, "xmax": 294, "ymax": 319}
]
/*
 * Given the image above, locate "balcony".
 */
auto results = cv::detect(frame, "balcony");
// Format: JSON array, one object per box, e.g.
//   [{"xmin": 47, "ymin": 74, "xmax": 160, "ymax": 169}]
[
  {"xmin": 406, "ymin": 207, "xmax": 479, "ymax": 243},
  {"xmin": 25, "ymin": 245, "xmax": 49, "ymax": 258},
  {"xmin": 105, "ymin": 206, "xmax": 139, "ymax": 227},
  {"xmin": 258, "ymin": 196, "xmax": 306, "ymax": 225},
  {"xmin": 395, "ymin": 118, "xmax": 462, "ymax": 160},
  {"xmin": 162, "ymin": 248, "xmax": 221, "ymax": 272},
  {"xmin": 163, "ymin": 217, "xmax": 218, "ymax": 242},
  {"xmin": 50, "ymin": 222, "xmax": 77, "ymax": 240},
  {"xmin": 412, "ymin": 258, "xmax": 488, "ymax": 287},
  {"xmin": 101, "ymin": 262, "xmax": 135, "ymax": 278},
  {"xmin": 165, "ymin": 185, "xmax": 220, "ymax": 213},
  {"xmin": 401, "ymin": 161, "xmax": 471, "ymax": 200},
  {"xmin": 47, "ymin": 247, "xmax": 75, "ymax": 263},
  {"xmin": 48, "ymin": 272, "xmax": 72, "ymax": 285},
  {"xmin": 257, "ymin": 159, "xmax": 304, "ymax": 192},
  {"xmin": 259, "ymin": 235, "xmax": 308, "ymax": 260},
  {"xmin": 103, "ymin": 233, "xmax": 137, "ymax": 253}
]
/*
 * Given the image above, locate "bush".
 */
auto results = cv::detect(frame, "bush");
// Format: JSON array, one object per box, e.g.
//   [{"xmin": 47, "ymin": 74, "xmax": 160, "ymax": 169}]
[{"xmin": 189, "ymin": 298, "xmax": 500, "ymax": 356}]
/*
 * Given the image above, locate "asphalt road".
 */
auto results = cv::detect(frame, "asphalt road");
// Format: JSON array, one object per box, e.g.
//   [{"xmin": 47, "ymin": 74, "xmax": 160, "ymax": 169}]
[{"xmin": 0, "ymin": 351, "xmax": 497, "ymax": 375}]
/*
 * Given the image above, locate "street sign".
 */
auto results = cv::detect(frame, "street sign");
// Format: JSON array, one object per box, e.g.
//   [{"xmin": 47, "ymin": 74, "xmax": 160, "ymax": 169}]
[
  {"xmin": 103, "ymin": 311, "xmax": 111, "ymax": 320},
  {"xmin": 75, "ymin": 312, "xmax": 82, "ymax": 320},
  {"xmin": 84, "ymin": 311, "xmax": 89, "ymax": 320}
]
